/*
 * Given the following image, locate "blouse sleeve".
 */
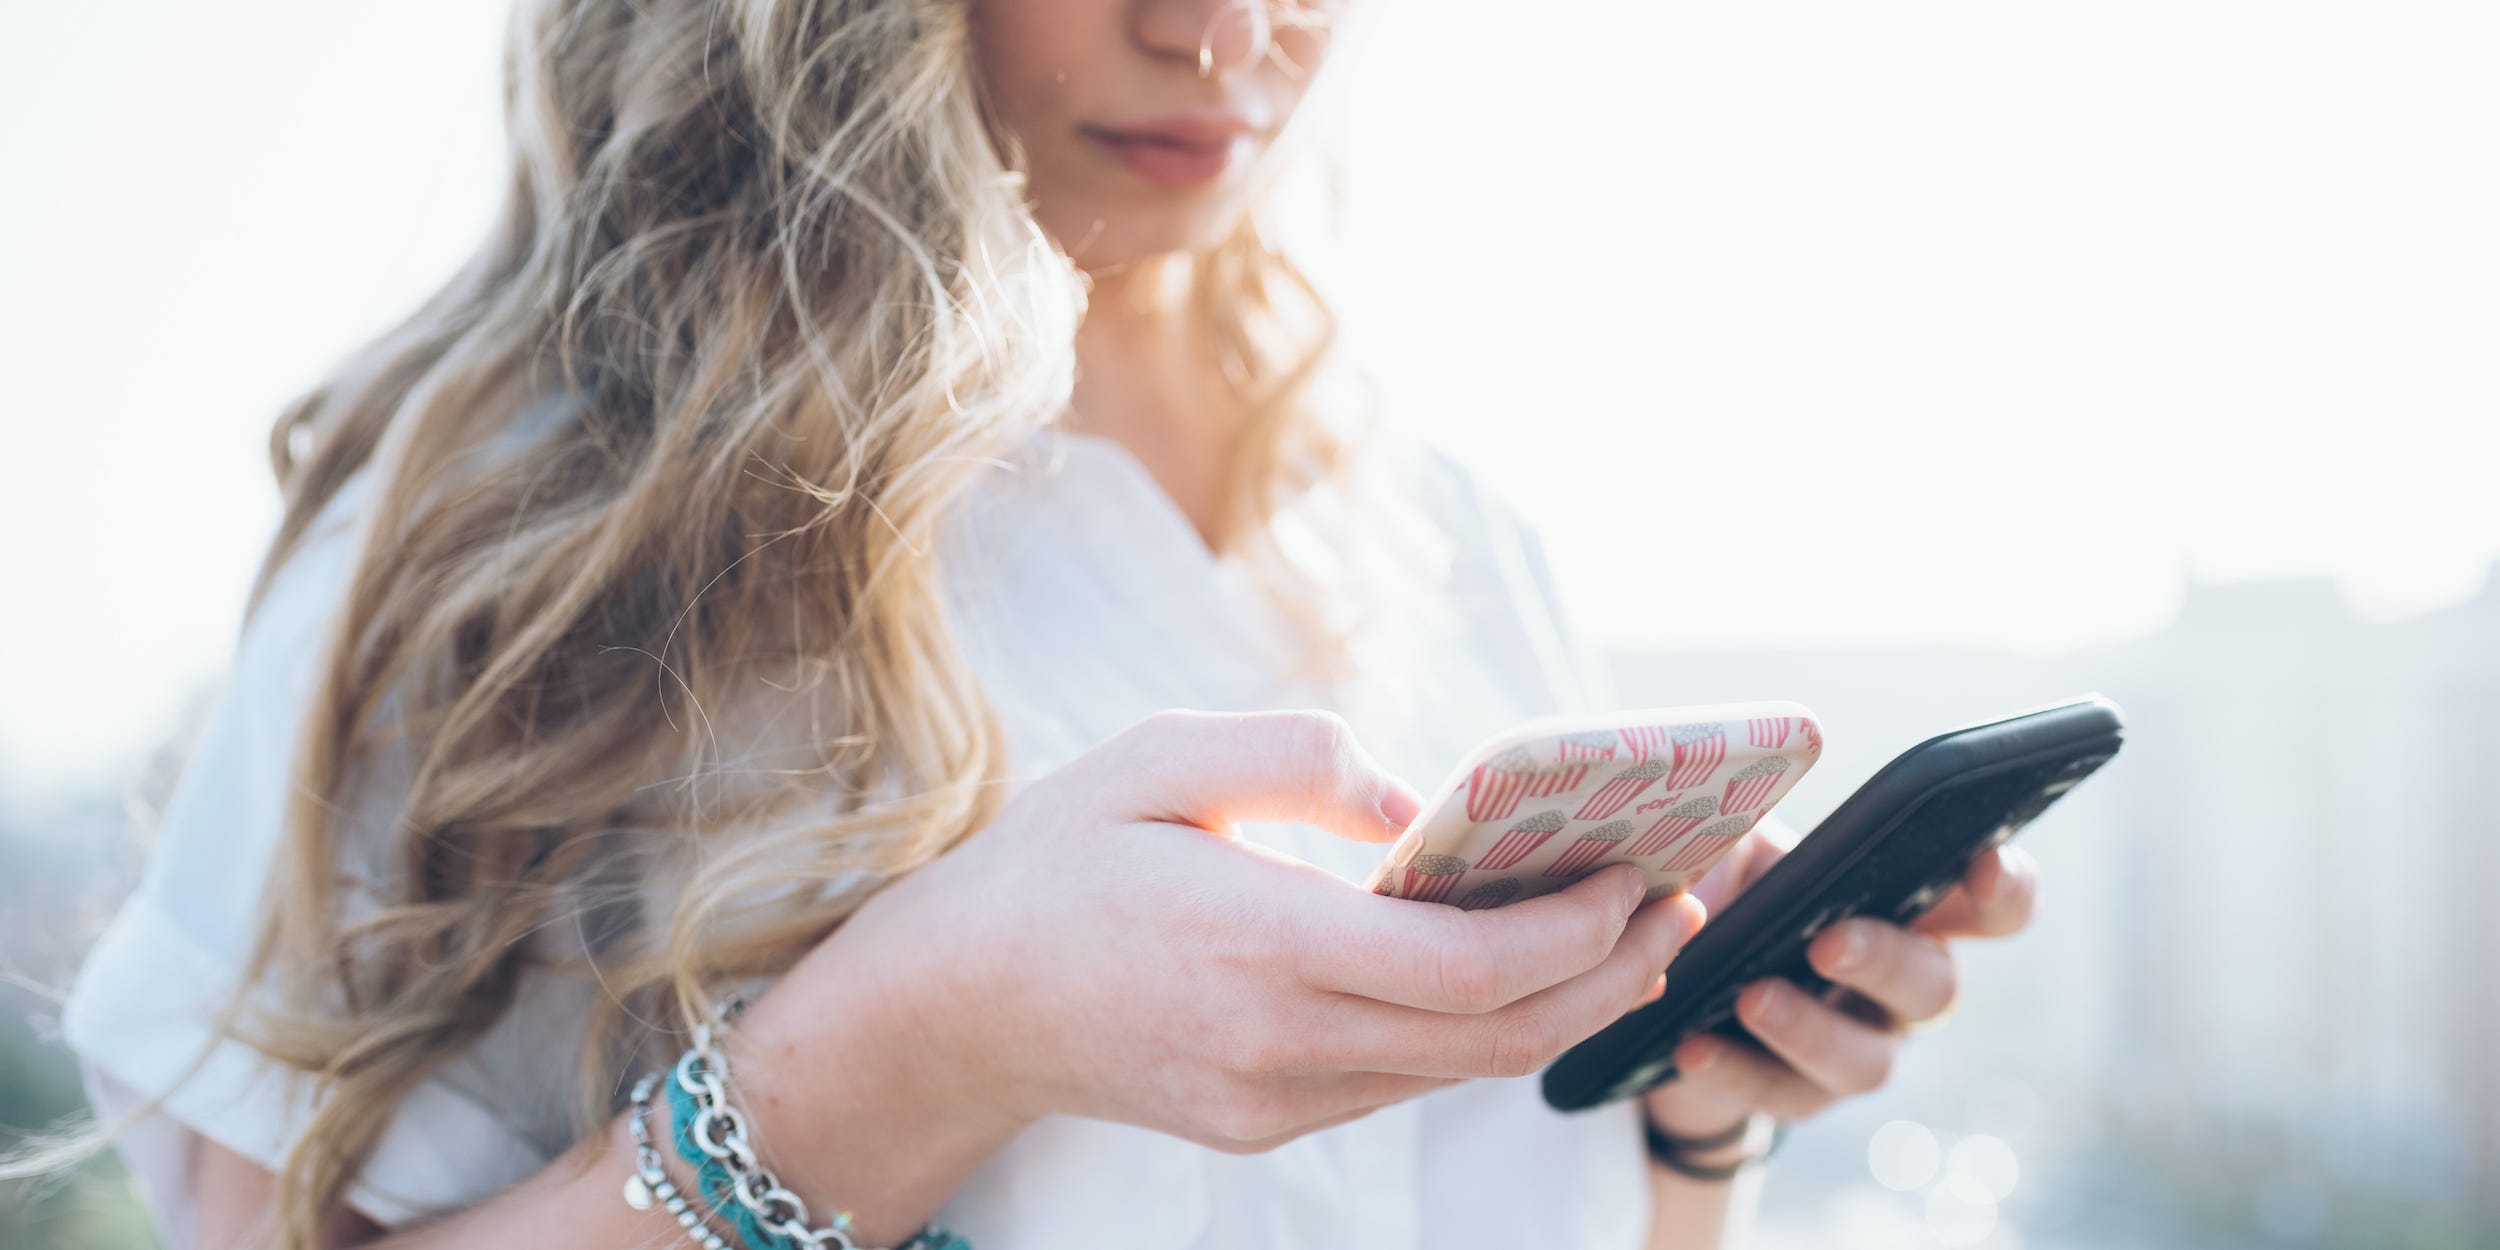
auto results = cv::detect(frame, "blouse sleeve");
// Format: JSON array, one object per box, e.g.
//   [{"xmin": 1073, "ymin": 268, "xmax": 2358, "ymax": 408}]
[{"xmin": 60, "ymin": 471, "xmax": 550, "ymax": 1250}]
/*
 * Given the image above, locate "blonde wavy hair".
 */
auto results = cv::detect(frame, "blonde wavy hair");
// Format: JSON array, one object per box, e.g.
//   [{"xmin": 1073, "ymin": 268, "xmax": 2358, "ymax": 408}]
[{"xmin": 15, "ymin": 0, "xmax": 1399, "ymax": 1246}]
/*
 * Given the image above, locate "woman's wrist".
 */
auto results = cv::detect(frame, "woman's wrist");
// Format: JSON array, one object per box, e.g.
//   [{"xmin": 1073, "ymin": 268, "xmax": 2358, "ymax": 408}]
[
  {"xmin": 702, "ymin": 968, "xmax": 1032, "ymax": 1249},
  {"xmin": 1643, "ymin": 1110, "xmax": 1780, "ymax": 1182}
]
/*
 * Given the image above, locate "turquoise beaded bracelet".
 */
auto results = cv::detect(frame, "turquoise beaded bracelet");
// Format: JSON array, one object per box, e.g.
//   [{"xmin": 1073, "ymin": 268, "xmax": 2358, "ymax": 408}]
[{"xmin": 631, "ymin": 1014, "xmax": 972, "ymax": 1250}]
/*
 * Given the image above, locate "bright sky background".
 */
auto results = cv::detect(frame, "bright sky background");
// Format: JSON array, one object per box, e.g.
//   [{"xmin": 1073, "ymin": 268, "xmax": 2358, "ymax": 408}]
[{"xmin": 3, "ymin": 0, "xmax": 2495, "ymax": 791}]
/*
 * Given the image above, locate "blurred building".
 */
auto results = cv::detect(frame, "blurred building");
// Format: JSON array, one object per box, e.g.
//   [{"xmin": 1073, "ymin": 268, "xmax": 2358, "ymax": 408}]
[{"xmin": 1609, "ymin": 564, "xmax": 2500, "ymax": 1248}]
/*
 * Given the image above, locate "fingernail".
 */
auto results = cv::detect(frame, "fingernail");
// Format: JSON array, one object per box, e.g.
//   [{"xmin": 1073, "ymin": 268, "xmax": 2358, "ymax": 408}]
[
  {"xmin": 1676, "ymin": 894, "xmax": 1709, "ymax": 941},
  {"xmin": 1745, "ymin": 982, "xmax": 1792, "ymax": 1031},
  {"xmin": 1377, "ymin": 778, "xmax": 1423, "ymax": 830},
  {"xmin": 1685, "ymin": 1041, "xmax": 1719, "ymax": 1074},
  {"xmin": 1828, "ymin": 921, "xmax": 1868, "ymax": 972},
  {"xmin": 1621, "ymin": 869, "xmax": 1649, "ymax": 912}
]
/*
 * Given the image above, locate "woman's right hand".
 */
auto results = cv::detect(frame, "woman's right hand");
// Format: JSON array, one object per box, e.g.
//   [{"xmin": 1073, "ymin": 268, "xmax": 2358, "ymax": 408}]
[
  {"xmin": 744, "ymin": 707, "xmax": 1707, "ymax": 1160},
  {"xmin": 179, "ymin": 709, "xmax": 1701, "ymax": 1250}
]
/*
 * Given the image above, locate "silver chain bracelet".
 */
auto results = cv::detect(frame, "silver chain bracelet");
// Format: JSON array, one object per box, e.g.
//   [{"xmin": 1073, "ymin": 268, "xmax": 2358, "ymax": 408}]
[
  {"xmin": 675, "ymin": 1022, "xmax": 870, "ymax": 1250},
  {"xmin": 626, "ymin": 1068, "xmax": 730, "ymax": 1250},
  {"xmin": 622, "ymin": 995, "xmax": 958, "ymax": 1250}
]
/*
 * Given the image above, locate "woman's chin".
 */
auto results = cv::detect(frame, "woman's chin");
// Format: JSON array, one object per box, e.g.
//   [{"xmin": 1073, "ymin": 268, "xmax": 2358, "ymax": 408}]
[{"xmin": 1042, "ymin": 206, "xmax": 1250, "ymax": 274}]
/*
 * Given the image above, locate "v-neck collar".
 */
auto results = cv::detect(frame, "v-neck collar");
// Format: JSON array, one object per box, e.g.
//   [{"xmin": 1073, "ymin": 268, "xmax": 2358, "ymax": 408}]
[
  {"xmin": 1001, "ymin": 423, "xmax": 1315, "ymax": 704},
  {"xmin": 1025, "ymin": 424, "xmax": 1240, "ymax": 570}
]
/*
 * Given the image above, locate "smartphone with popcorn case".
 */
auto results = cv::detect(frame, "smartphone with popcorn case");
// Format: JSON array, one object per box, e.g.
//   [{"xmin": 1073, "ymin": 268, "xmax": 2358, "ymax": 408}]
[{"xmin": 1363, "ymin": 701, "xmax": 1822, "ymax": 909}]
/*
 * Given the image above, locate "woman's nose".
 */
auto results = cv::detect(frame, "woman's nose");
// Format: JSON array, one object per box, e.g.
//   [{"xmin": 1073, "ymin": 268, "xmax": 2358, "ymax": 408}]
[{"xmin": 1132, "ymin": 0, "xmax": 1273, "ymax": 78}]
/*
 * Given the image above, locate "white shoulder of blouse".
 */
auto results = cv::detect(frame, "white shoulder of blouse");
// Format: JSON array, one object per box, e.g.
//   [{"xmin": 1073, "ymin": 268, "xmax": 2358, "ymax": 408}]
[{"xmin": 59, "ymin": 463, "xmax": 548, "ymax": 1247}]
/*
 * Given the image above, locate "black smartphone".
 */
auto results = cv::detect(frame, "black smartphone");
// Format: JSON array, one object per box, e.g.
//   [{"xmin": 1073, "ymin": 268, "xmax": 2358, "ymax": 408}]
[{"xmin": 1540, "ymin": 694, "xmax": 2126, "ymax": 1112}]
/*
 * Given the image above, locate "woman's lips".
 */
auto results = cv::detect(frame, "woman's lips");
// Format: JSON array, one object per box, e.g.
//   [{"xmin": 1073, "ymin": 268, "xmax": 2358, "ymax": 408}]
[{"xmin": 1081, "ymin": 121, "xmax": 1252, "ymax": 189}]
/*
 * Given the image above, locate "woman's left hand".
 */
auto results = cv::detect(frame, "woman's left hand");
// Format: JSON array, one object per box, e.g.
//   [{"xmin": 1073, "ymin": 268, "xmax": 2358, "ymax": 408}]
[{"xmin": 1634, "ymin": 819, "xmax": 2041, "ymax": 1139}]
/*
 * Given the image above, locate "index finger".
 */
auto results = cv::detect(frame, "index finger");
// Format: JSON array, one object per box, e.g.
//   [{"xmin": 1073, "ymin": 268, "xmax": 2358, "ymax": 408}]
[
  {"xmin": 1071, "ymin": 708, "xmax": 1425, "ymax": 845},
  {"xmin": 1291, "ymin": 863, "xmax": 1691, "ymax": 1013},
  {"xmin": 1911, "ymin": 844, "xmax": 2039, "ymax": 939}
]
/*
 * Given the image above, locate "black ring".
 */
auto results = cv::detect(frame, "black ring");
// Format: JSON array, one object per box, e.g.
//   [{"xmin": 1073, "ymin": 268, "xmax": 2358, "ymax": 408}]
[
  {"xmin": 1642, "ymin": 1116, "xmax": 1786, "ymax": 1181},
  {"xmin": 1645, "ymin": 1142, "xmax": 1751, "ymax": 1182}
]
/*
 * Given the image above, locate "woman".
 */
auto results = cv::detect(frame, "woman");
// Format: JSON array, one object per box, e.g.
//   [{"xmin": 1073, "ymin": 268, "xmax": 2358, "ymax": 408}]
[{"xmin": 43, "ymin": 1, "xmax": 2037, "ymax": 1248}]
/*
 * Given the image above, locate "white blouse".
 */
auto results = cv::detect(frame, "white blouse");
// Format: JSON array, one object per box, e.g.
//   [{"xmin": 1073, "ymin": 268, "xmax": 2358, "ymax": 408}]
[{"xmin": 63, "ymin": 419, "xmax": 1654, "ymax": 1250}]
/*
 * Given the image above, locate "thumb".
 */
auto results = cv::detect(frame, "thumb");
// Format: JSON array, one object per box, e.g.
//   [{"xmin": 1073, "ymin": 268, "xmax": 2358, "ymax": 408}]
[{"xmin": 1087, "ymin": 708, "xmax": 1424, "ymax": 844}]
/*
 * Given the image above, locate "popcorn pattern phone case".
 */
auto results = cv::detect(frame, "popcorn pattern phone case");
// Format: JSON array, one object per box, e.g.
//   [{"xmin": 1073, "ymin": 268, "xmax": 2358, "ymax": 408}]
[{"xmin": 1363, "ymin": 702, "xmax": 1822, "ymax": 908}]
